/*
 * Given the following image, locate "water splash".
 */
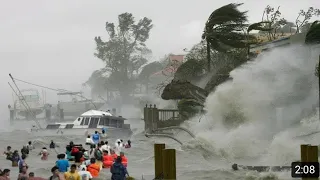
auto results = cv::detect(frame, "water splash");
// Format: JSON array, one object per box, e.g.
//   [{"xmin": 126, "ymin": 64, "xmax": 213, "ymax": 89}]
[{"xmin": 187, "ymin": 45, "xmax": 320, "ymax": 164}]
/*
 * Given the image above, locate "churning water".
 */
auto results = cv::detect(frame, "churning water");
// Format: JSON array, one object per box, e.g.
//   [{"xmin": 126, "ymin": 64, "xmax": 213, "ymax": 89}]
[{"xmin": 1, "ymin": 45, "xmax": 320, "ymax": 180}]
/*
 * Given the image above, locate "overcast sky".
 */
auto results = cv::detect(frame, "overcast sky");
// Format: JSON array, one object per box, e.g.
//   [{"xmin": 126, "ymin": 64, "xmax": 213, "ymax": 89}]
[{"xmin": 0, "ymin": 0, "xmax": 319, "ymax": 118}]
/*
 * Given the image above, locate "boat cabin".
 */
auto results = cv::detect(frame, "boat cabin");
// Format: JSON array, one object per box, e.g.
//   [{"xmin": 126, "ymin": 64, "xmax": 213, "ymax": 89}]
[{"xmin": 46, "ymin": 110, "xmax": 130, "ymax": 130}]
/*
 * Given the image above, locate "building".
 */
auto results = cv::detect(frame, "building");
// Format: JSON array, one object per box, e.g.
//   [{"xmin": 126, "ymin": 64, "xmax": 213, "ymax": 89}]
[{"xmin": 150, "ymin": 54, "xmax": 185, "ymax": 78}]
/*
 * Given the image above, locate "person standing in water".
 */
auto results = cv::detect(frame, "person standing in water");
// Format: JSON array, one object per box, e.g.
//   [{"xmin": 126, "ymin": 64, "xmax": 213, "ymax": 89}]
[
  {"xmin": 11, "ymin": 150, "xmax": 20, "ymax": 167},
  {"xmin": 85, "ymin": 135, "xmax": 94, "ymax": 146},
  {"xmin": 50, "ymin": 140, "xmax": 56, "ymax": 149},
  {"xmin": 3, "ymin": 146, "xmax": 12, "ymax": 161},
  {"xmin": 39, "ymin": 147, "xmax": 49, "ymax": 160},
  {"xmin": 64, "ymin": 164, "xmax": 80, "ymax": 180},
  {"xmin": 78, "ymin": 165, "xmax": 92, "ymax": 180},
  {"xmin": 101, "ymin": 128, "xmax": 107, "ymax": 138},
  {"xmin": 114, "ymin": 140, "xmax": 123, "ymax": 156},
  {"xmin": 91, "ymin": 131, "xmax": 100, "ymax": 145},
  {"xmin": 110, "ymin": 156, "xmax": 129, "ymax": 180},
  {"xmin": 26, "ymin": 141, "xmax": 34, "ymax": 151},
  {"xmin": 56, "ymin": 154, "xmax": 69, "ymax": 173}
]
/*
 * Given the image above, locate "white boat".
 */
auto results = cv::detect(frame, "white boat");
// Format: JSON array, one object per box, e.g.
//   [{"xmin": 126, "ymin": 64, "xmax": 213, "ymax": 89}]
[
  {"xmin": 55, "ymin": 91, "xmax": 104, "ymax": 120},
  {"xmin": 31, "ymin": 110, "xmax": 132, "ymax": 138},
  {"xmin": 10, "ymin": 89, "xmax": 44, "ymax": 120}
]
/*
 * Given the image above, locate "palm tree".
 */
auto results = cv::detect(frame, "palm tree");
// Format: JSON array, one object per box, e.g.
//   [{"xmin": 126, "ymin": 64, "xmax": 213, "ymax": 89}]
[
  {"xmin": 246, "ymin": 21, "xmax": 273, "ymax": 56},
  {"xmin": 305, "ymin": 20, "xmax": 320, "ymax": 45},
  {"xmin": 202, "ymin": 3, "xmax": 249, "ymax": 72}
]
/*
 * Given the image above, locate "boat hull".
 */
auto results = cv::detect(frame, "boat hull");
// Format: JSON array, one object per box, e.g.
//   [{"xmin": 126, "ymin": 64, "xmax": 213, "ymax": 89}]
[{"xmin": 30, "ymin": 127, "xmax": 132, "ymax": 138}]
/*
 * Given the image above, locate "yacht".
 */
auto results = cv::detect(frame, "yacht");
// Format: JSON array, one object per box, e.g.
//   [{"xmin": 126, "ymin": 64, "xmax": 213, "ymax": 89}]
[{"xmin": 31, "ymin": 110, "xmax": 132, "ymax": 138}]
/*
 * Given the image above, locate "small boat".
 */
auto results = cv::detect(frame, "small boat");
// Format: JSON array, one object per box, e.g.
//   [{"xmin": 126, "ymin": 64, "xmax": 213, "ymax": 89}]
[{"xmin": 31, "ymin": 110, "xmax": 132, "ymax": 138}]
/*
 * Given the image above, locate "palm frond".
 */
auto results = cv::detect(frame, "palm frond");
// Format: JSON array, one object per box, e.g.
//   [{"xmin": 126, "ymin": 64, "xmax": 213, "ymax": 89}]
[
  {"xmin": 247, "ymin": 21, "xmax": 273, "ymax": 33},
  {"xmin": 305, "ymin": 20, "xmax": 320, "ymax": 44}
]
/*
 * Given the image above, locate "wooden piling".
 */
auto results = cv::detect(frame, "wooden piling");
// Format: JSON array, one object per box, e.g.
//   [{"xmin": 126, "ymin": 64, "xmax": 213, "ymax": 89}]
[
  {"xmin": 308, "ymin": 145, "xmax": 318, "ymax": 162},
  {"xmin": 154, "ymin": 143, "xmax": 165, "ymax": 179},
  {"xmin": 301, "ymin": 145, "xmax": 319, "ymax": 180},
  {"xmin": 162, "ymin": 149, "xmax": 176, "ymax": 180},
  {"xmin": 301, "ymin": 144, "xmax": 310, "ymax": 162}
]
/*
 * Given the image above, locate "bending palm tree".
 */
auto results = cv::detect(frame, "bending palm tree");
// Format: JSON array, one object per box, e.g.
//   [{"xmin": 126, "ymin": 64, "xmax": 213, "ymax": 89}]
[{"xmin": 202, "ymin": 3, "xmax": 249, "ymax": 72}]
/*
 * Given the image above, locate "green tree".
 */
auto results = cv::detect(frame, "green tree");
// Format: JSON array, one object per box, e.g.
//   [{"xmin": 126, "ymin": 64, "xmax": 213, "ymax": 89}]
[
  {"xmin": 174, "ymin": 42, "xmax": 208, "ymax": 81},
  {"xmin": 260, "ymin": 5, "xmax": 289, "ymax": 40},
  {"xmin": 139, "ymin": 61, "xmax": 164, "ymax": 92},
  {"xmin": 84, "ymin": 69, "xmax": 107, "ymax": 96},
  {"xmin": 295, "ymin": 7, "xmax": 320, "ymax": 33},
  {"xmin": 94, "ymin": 12, "xmax": 153, "ymax": 97},
  {"xmin": 202, "ymin": 3, "xmax": 249, "ymax": 72}
]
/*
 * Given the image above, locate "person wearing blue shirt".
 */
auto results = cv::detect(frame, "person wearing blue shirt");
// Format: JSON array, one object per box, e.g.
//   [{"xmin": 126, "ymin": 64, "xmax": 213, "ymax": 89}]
[
  {"xmin": 56, "ymin": 154, "xmax": 69, "ymax": 173},
  {"xmin": 92, "ymin": 131, "xmax": 100, "ymax": 145},
  {"xmin": 102, "ymin": 127, "xmax": 107, "ymax": 134}
]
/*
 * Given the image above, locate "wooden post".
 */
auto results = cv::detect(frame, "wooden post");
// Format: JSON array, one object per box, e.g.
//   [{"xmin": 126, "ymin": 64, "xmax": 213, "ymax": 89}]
[
  {"xmin": 144, "ymin": 104, "xmax": 148, "ymax": 132},
  {"xmin": 307, "ymin": 146, "xmax": 318, "ymax": 180},
  {"xmin": 154, "ymin": 144, "xmax": 165, "ymax": 179},
  {"xmin": 152, "ymin": 104, "xmax": 159, "ymax": 130},
  {"xmin": 162, "ymin": 149, "xmax": 176, "ymax": 180},
  {"xmin": 301, "ymin": 145, "xmax": 318, "ymax": 180},
  {"xmin": 307, "ymin": 146, "xmax": 318, "ymax": 162},
  {"xmin": 147, "ymin": 104, "xmax": 153, "ymax": 132},
  {"xmin": 301, "ymin": 144, "xmax": 309, "ymax": 180},
  {"xmin": 301, "ymin": 144, "xmax": 309, "ymax": 162}
]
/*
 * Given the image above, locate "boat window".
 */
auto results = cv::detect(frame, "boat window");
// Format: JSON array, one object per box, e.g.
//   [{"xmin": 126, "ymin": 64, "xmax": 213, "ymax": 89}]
[
  {"xmin": 99, "ymin": 117, "xmax": 105, "ymax": 125},
  {"xmin": 110, "ymin": 119, "xmax": 117, "ymax": 127},
  {"xmin": 104, "ymin": 117, "xmax": 110, "ymax": 126},
  {"xmin": 84, "ymin": 117, "xmax": 90, "ymax": 125},
  {"xmin": 80, "ymin": 118, "xmax": 85, "ymax": 125},
  {"xmin": 77, "ymin": 117, "xmax": 81, "ymax": 121}
]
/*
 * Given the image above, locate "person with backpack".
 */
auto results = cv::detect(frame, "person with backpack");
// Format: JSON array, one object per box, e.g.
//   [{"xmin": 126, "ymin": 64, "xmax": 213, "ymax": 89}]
[
  {"xmin": 94, "ymin": 145, "xmax": 103, "ymax": 161},
  {"xmin": 110, "ymin": 156, "xmax": 129, "ymax": 180},
  {"xmin": 71, "ymin": 146, "xmax": 83, "ymax": 164}
]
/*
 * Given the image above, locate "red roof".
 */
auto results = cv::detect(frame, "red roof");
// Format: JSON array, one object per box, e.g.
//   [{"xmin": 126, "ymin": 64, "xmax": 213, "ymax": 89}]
[
  {"xmin": 169, "ymin": 55, "xmax": 184, "ymax": 62},
  {"xmin": 151, "ymin": 54, "xmax": 184, "ymax": 77}
]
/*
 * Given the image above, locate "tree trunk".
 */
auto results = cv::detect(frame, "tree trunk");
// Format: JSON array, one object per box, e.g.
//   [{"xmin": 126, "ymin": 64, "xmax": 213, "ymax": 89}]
[{"xmin": 206, "ymin": 40, "xmax": 211, "ymax": 72}]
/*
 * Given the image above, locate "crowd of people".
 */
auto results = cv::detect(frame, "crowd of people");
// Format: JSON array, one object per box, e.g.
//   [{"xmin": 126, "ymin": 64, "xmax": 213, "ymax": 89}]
[{"xmin": 1, "ymin": 131, "xmax": 133, "ymax": 180}]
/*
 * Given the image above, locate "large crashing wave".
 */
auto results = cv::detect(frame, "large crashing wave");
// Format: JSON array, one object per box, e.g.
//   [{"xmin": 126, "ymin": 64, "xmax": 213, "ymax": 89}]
[{"xmin": 185, "ymin": 45, "xmax": 319, "ymax": 163}]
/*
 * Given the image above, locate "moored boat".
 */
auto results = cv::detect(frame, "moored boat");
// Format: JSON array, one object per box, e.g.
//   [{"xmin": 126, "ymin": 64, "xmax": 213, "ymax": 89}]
[{"xmin": 31, "ymin": 110, "xmax": 132, "ymax": 138}]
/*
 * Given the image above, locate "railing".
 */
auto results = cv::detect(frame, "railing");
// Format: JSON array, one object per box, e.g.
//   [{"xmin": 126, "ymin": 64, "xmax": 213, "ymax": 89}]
[
  {"xmin": 158, "ymin": 109, "xmax": 179, "ymax": 121},
  {"xmin": 143, "ymin": 104, "xmax": 182, "ymax": 132}
]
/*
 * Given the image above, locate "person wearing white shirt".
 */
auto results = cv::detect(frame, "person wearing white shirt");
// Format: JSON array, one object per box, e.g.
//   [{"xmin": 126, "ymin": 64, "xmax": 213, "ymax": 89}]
[
  {"xmin": 85, "ymin": 135, "xmax": 94, "ymax": 145},
  {"xmin": 114, "ymin": 140, "xmax": 123, "ymax": 156},
  {"xmin": 78, "ymin": 165, "xmax": 92, "ymax": 180},
  {"xmin": 100, "ymin": 141, "xmax": 110, "ymax": 154}
]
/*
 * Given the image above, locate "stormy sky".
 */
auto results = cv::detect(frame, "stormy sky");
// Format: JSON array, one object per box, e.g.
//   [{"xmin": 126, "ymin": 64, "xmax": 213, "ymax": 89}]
[{"xmin": 0, "ymin": 0, "xmax": 319, "ymax": 118}]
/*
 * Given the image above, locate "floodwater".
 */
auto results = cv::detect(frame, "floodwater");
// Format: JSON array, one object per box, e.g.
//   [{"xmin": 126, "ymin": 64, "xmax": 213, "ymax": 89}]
[
  {"xmin": 1, "ymin": 118, "xmax": 310, "ymax": 180},
  {"xmin": 2, "ymin": 45, "xmax": 320, "ymax": 180}
]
